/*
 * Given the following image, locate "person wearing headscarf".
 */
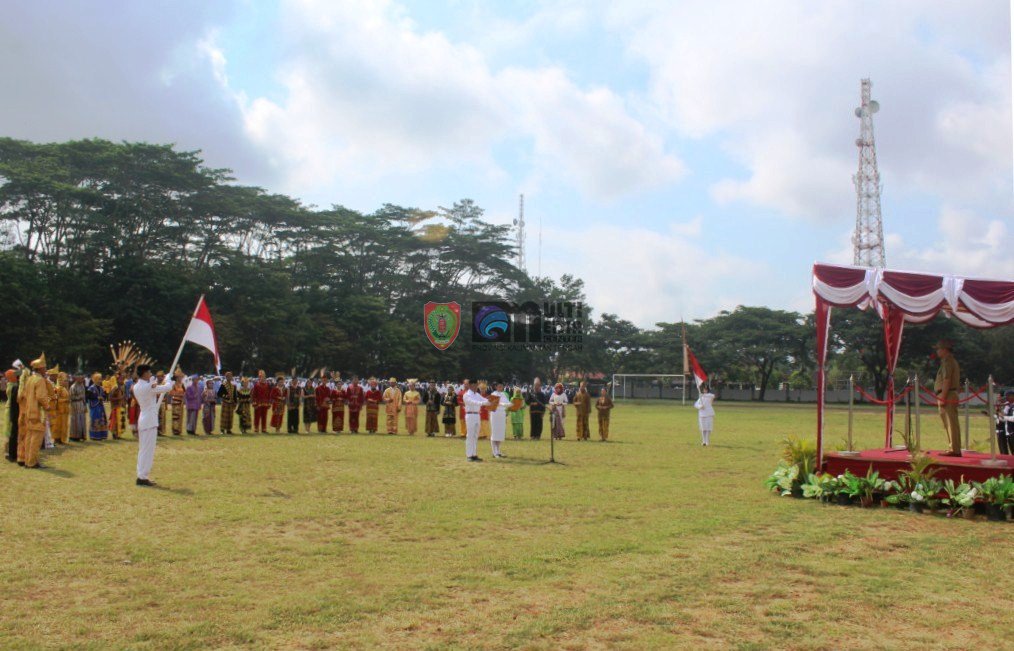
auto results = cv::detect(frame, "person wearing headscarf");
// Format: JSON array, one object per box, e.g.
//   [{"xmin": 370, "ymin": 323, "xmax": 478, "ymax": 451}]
[
  {"xmin": 285, "ymin": 377, "xmax": 301, "ymax": 434},
  {"xmin": 69, "ymin": 374, "xmax": 87, "ymax": 441},
  {"xmin": 424, "ymin": 380, "xmax": 441, "ymax": 436},
  {"xmin": 17, "ymin": 355, "xmax": 52, "ymax": 468},
  {"xmin": 382, "ymin": 377, "xmax": 403, "ymax": 435},
  {"xmin": 441, "ymin": 382, "xmax": 458, "ymax": 437},
  {"xmin": 5, "ymin": 369, "xmax": 19, "ymax": 461},
  {"xmin": 403, "ymin": 379, "xmax": 421, "ymax": 435},
  {"xmin": 201, "ymin": 378, "xmax": 218, "ymax": 435},
  {"xmin": 87, "ymin": 372, "xmax": 109, "ymax": 441},
  {"xmin": 184, "ymin": 375, "xmax": 202, "ymax": 435},
  {"xmin": 302, "ymin": 378, "xmax": 318, "ymax": 434},
  {"xmin": 236, "ymin": 377, "xmax": 252, "ymax": 434},
  {"xmin": 168, "ymin": 376, "xmax": 186, "ymax": 436},
  {"xmin": 595, "ymin": 388, "xmax": 614, "ymax": 441},
  {"xmin": 526, "ymin": 378, "xmax": 547, "ymax": 440},
  {"xmin": 549, "ymin": 382, "xmax": 568, "ymax": 440},
  {"xmin": 509, "ymin": 387, "xmax": 526, "ymax": 440},
  {"xmin": 572, "ymin": 381, "xmax": 591, "ymax": 441}
]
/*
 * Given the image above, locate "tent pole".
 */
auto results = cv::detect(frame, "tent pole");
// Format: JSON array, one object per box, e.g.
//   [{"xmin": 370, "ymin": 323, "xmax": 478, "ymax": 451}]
[
  {"xmin": 914, "ymin": 373, "xmax": 921, "ymax": 452},
  {"xmin": 983, "ymin": 375, "xmax": 1008, "ymax": 467},
  {"xmin": 963, "ymin": 378, "xmax": 970, "ymax": 452}
]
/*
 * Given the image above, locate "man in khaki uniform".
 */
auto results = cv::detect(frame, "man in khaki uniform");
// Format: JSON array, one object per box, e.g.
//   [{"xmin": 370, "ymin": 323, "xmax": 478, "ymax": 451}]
[
  {"xmin": 17, "ymin": 355, "xmax": 52, "ymax": 468},
  {"xmin": 382, "ymin": 377, "xmax": 403, "ymax": 435},
  {"xmin": 934, "ymin": 339, "xmax": 962, "ymax": 457}
]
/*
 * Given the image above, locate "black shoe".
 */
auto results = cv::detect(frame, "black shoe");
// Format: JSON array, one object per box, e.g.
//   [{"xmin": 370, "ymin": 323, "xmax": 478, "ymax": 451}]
[
  {"xmin": 17, "ymin": 461, "xmax": 25, "ymax": 466},
  {"xmin": 5, "ymin": 456, "xmax": 15, "ymax": 463},
  {"xmin": 136, "ymin": 478, "xmax": 156, "ymax": 486}
]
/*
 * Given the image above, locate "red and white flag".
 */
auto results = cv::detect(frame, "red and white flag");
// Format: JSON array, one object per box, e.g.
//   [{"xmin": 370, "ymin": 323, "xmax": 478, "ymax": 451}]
[
  {"xmin": 685, "ymin": 345, "xmax": 708, "ymax": 390},
  {"xmin": 183, "ymin": 295, "xmax": 220, "ymax": 372}
]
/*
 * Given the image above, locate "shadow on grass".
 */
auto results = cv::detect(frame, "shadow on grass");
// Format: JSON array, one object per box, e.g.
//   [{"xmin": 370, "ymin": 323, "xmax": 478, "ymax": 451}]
[
  {"xmin": 40, "ymin": 466, "xmax": 75, "ymax": 478},
  {"xmin": 258, "ymin": 488, "xmax": 291, "ymax": 499},
  {"xmin": 494, "ymin": 456, "xmax": 567, "ymax": 466},
  {"xmin": 150, "ymin": 485, "xmax": 195, "ymax": 496}
]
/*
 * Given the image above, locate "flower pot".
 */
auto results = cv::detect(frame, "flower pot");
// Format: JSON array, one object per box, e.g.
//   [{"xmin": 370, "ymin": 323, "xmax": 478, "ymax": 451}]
[
  {"xmin": 836, "ymin": 493, "xmax": 851, "ymax": 506},
  {"xmin": 1006, "ymin": 505, "xmax": 1013, "ymax": 522},
  {"xmin": 908, "ymin": 502, "xmax": 924, "ymax": 514},
  {"xmin": 880, "ymin": 499, "xmax": 891, "ymax": 508},
  {"xmin": 961, "ymin": 508, "xmax": 975, "ymax": 520},
  {"xmin": 790, "ymin": 485, "xmax": 804, "ymax": 499},
  {"xmin": 859, "ymin": 495, "xmax": 874, "ymax": 508},
  {"xmin": 986, "ymin": 504, "xmax": 1005, "ymax": 522}
]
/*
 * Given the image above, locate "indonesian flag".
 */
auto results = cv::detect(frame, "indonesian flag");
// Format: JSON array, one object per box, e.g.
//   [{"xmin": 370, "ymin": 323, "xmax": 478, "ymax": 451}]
[
  {"xmin": 184, "ymin": 295, "xmax": 220, "ymax": 372},
  {"xmin": 685, "ymin": 345, "xmax": 708, "ymax": 390}
]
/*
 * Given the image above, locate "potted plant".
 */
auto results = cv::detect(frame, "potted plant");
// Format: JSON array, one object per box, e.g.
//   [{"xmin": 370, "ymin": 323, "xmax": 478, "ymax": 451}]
[
  {"xmin": 941, "ymin": 478, "xmax": 977, "ymax": 519},
  {"xmin": 856, "ymin": 467, "xmax": 887, "ymax": 508},
  {"xmin": 780, "ymin": 436, "xmax": 817, "ymax": 479},
  {"xmin": 764, "ymin": 461, "xmax": 800, "ymax": 497},
  {"xmin": 837, "ymin": 471, "xmax": 859, "ymax": 506},
  {"xmin": 884, "ymin": 482, "xmax": 910, "ymax": 510},
  {"xmin": 975, "ymin": 475, "xmax": 1013, "ymax": 522},
  {"xmin": 919, "ymin": 477, "xmax": 945, "ymax": 514}
]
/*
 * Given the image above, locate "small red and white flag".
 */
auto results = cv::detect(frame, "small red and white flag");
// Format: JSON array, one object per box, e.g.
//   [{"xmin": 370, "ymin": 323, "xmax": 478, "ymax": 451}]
[
  {"xmin": 183, "ymin": 295, "xmax": 220, "ymax": 372},
  {"xmin": 685, "ymin": 345, "xmax": 708, "ymax": 390}
]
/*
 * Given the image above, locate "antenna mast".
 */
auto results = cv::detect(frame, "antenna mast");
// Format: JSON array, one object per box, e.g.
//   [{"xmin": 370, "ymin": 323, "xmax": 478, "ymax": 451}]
[
  {"xmin": 516, "ymin": 193, "xmax": 526, "ymax": 272},
  {"xmin": 852, "ymin": 78, "xmax": 886, "ymax": 267}
]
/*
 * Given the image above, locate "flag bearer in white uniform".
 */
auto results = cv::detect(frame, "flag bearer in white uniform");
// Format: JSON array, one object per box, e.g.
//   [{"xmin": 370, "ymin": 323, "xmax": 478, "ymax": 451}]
[
  {"xmin": 463, "ymin": 380, "xmax": 490, "ymax": 462},
  {"xmin": 133, "ymin": 365, "xmax": 174, "ymax": 486},
  {"xmin": 489, "ymin": 380, "xmax": 510, "ymax": 458},
  {"xmin": 694, "ymin": 383, "xmax": 715, "ymax": 446}
]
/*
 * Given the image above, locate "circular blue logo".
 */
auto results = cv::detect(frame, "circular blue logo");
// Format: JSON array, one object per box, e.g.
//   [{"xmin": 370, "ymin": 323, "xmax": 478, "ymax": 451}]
[{"xmin": 475, "ymin": 306, "xmax": 510, "ymax": 340}]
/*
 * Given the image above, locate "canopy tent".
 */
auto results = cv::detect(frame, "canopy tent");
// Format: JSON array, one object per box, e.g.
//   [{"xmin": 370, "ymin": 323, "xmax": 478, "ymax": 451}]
[{"xmin": 813, "ymin": 262, "xmax": 1014, "ymax": 465}]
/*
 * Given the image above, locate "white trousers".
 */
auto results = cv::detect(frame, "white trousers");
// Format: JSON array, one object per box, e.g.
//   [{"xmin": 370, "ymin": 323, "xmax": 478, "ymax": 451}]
[
  {"xmin": 699, "ymin": 416, "xmax": 713, "ymax": 445},
  {"xmin": 137, "ymin": 426, "xmax": 158, "ymax": 479},
  {"xmin": 465, "ymin": 414, "xmax": 480, "ymax": 458}
]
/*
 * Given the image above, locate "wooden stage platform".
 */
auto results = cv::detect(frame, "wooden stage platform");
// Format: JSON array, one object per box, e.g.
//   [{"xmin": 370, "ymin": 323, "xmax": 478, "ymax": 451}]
[{"xmin": 823, "ymin": 449, "xmax": 1013, "ymax": 483}]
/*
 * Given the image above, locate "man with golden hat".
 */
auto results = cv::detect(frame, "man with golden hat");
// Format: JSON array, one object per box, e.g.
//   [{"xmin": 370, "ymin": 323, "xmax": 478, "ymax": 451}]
[
  {"xmin": 17, "ymin": 354, "xmax": 52, "ymax": 468},
  {"xmin": 383, "ymin": 377, "xmax": 403, "ymax": 434},
  {"xmin": 52, "ymin": 372, "xmax": 70, "ymax": 445}
]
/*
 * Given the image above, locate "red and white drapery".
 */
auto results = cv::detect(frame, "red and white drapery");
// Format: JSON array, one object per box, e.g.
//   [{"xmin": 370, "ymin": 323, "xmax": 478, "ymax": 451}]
[{"xmin": 813, "ymin": 263, "xmax": 1014, "ymax": 465}]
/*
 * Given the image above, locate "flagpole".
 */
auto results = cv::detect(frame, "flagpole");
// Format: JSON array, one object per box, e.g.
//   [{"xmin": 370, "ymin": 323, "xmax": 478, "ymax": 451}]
[
  {"xmin": 157, "ymin": 295, "xmax": 204, "ymax": 406},
  {"xmin": 681, "ymin": 320, "xmax": 687, "ymax": 406}
]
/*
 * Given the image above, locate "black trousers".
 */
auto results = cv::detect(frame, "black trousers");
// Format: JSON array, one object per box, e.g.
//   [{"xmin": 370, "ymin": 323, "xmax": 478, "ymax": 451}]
[
  {"xmin": 998, "ymin": 428, "xmax": 1012, "ymax": 456},
  {"xmin": 529, "ymin": 410, "xmax": 544, "ymax": 439},
  {"xmin": 287, "ymin": 409, "xmax": 299, "ymax": 433},
  {"xmin": 6, "ymin": 391, "xmax": 18, "ymax": 460}
]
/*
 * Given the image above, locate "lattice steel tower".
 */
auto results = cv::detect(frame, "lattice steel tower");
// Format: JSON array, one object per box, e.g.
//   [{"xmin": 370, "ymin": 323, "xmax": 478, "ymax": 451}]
[
  {"xmin": 513, "ymin": 193, "xmax": 526, "ymax": 272},
  {"xmin": 852, "ymin": 78, "xmax": 886, "ymax": 267}
]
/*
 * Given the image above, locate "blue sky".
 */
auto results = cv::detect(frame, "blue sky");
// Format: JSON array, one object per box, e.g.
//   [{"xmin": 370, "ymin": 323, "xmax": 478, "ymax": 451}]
[{"xmin": 2, "ymin": 0, "xmax": 1011, "ymax": 326}]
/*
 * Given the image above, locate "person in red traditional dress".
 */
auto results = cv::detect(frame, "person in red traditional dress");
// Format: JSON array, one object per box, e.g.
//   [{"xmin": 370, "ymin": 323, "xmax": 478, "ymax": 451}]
[
  {"xmin": 251, "ymin": 370, "xmax": 272, "ymax": 434},
  {"xmin": 315, "ymin": 378, "xmax": 331, "ymax": 433},
  {"xmin": 457, "ymin": 379, "xmax": 468, "ymax": 438},
  {"xmin": 270, "ymin": 376, "xmax": 287, "ymax": 433},
  {"xmin": 346, "ymin": 375, "xmax": 364, "ymax": 433},
  {"xmin": 330, "ymin": 375, "xmax": 346, "ymax": 433},
  {"xmin": 364, "ymin": 377, "xmax": 383, "ymax": 434}
]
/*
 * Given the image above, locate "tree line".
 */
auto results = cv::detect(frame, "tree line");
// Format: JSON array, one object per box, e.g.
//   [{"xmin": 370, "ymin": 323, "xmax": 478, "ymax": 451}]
[{"xmin": 1, "ymin": 138, "xmax": 1010, "ymax": 398}]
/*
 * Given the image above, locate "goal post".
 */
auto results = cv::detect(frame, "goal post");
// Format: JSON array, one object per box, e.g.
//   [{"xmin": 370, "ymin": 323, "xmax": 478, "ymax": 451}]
[{"xmin": 611, "ymin": 374, "xmax": 692, "ymax": 402}]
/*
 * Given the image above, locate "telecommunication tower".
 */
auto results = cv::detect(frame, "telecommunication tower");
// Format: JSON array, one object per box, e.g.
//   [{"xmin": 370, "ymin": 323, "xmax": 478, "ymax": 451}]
[
  {"xmin": 852, "ymin": 78, "xmax": 886, "ymax": 267},
  {"xmin": 513, "ymin": 193, "xmax": 526, "ymax": 272}
]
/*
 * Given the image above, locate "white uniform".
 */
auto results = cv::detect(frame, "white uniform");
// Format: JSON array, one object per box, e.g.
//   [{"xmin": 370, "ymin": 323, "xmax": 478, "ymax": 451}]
[
  {"xmin": 694, "ymin": 391, "xmax": 715, "ymax": 445},
  {"xmin": 463, "ymin": 389, "xmax": 489, "ymax": 459},
  {"xmin": 489, "ymin": 390, "xmax": 509, "ymax": 456},
  {"xmin": 134, "ymin": 375, "xmax": 174, "ymax": 479}
]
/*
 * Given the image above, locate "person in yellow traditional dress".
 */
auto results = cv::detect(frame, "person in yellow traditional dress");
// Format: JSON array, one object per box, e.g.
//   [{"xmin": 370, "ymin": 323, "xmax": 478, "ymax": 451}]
[
  {"xmin": 402, "ymin": 379, "xmax": 421, "ymax": 435},
  {"xmin": 53, "ymin": 372, "xmax": 70, "ymax": 444},
  {"xmin": 17, "ymin": 355, "xmax": 51, "ymax": 468},
  {"xmin": 383, "ymin": 377, "xmax": 403, "ymax": 434},
  {"xmin": 595, "ymin": 388, "xmax": 614, "ymax": 441},
  {"xmin": 572, "ymin": 381, "xmax": 591, "ymax": 441},
  {"xmin": 107, "ymin": 375, "xmax": 126, "ymax": 439}
]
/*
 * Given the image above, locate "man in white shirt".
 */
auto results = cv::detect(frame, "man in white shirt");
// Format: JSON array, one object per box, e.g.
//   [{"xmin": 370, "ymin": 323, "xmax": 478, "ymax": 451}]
[
  {"xmin": 133, "ymin": 364, "xmax": 175, "ymax": 486},
  {"xmin": 462, "ymin": 379, "xmax": 490, "ymax": 462}
]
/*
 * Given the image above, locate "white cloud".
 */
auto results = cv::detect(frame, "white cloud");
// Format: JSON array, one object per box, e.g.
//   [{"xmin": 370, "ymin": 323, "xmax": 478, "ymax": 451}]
[
  {"xmin": 888, "ymin": 206, "xmax": 1014, "ymax": 279},
  {"xmin": 230, "ymin": 0, "xmax": 685, "ymax": 199}
]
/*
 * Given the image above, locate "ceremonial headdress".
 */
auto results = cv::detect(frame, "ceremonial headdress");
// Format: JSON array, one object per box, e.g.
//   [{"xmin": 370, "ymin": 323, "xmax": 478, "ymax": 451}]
[
  {"xmin": 389, "ymin": 377, "xmax": 397, "ymax": 383},
  {"xmin": 4, "ymin": 369, "xmax": 16, "ymax": 382},
  {"xmin": 30, "ymin": 353, "xmax": 47, "ymax": 370},
  {"xmin": 91, "ymin": 372, "xmax": 102, "ymax": 384}
]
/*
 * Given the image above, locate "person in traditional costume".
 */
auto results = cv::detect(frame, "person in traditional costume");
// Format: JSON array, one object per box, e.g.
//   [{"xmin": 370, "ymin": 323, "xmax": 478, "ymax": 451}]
[
  {"xmin": 457, "ymin": 380, "xmax": 468, "ymax": 437},
  {"xmin": 595, "ymin": 388, "xmax": 614, "ymax": 441},
  {"xmin": 549, "ymin": 382, "xmax": 568, "ymax": 440},
  {"xmin": 463, "ymin": 379, "xmax": 491, "ymax": 461},
  {"xmin": 272, "ymin": 376, "xmax": 288, "ymax": 433},
  {"xmin": 285, "ymin": 377, "xmax": 301, "ymax": 433},
  {"xmin": 315, "ymin": 378, "xmax": 331, "ymax": 433},
  {"xmin": 127, "ymin": 373, "xmax": 140, "ymax": 437},
  {"xmin": 478, "ymin": 382, "xmax": 491, "ymax": 439},
  {"xmin": 87, "ymin": 372, "xmax": 109, "ymax": 441},
  {"xmin": 441, "ymin": 383, "xmax": 457, "ymax": 437},
  {"xmin": 17, "ymin": 356, "xmax": 52, "ymax": 468},
  {"xmin": 365, "ymin": 378, "xmax": 382, "ymax": 434},
  {"xmin": 184, "ymin": 375, "xmax": 201, "ymax": 435},
  {"xmin": 303, "ymin": 378, "xmax": 318, "ymax": 433},
  {"xmin": 236, "ymin": 377, "xmax": 252, "ymax": 434},
  {"xmin": 5, "ymin": 369, "xmax": 19, "ymax": 461},
  {"xmin": 403, "ymin": 379, "xmax": 421, "ymax": 435},
  {"xmin": 509, "ymin": 387, "xmax": 526, "ymax": 440},
  {"xmin": 383, "ymin": 377, "xmax": 403, "ymax": 435},
  {"xmin": 526, "ymin": 378, "xmax": 547, "ymax": 440},
  {"xmin": 133, "ymin": 365, "xmax": 174, "ymax": 486},
  {"xmin": 52, "ymin": 372, "xmax": 70, "ymax": 445},
  {"xmin": 489, "ymin": 381, "xmax": 510, "ymax": 458},
  {"xmin": 330, "ymin": 375, "xmax": 346, "ymax": 433},
  {"xmin": 424, "ymin": 380, "xmax": 441, "ymax": 436},
  {"xmin": 347, "ymin": 375, "xmax": 365, "ymax": 433},
  {"xmin": 156, "ymin": 371, "xmax": 169, "ymax": 435},
  {"xmin": 218, "ymin": 371, "xmax": 238, "ymax": 434},
  {"xmin": 201, "ymin": 380, "xmax": 217, "ymax": 435},
  {"xmin": 168, "ymin": 376, "xmax": 186, "ymax": 436},
  {"xmin": 107, "ymin": 375, "xmax": 126, "ymax": 440},
  {"xmin": 252, "ymin": 370, "xmax": 272, "ymax": 434},
  {"xmin": 69, "ymin": 374, "xmax": 86, "ymax": 441},
  {"xmin": 573, "ymin": 381, "xmax": 591, "ymax": 441}
]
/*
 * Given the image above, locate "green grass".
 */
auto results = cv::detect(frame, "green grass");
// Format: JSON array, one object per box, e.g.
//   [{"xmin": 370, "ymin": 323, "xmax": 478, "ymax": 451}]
[{"xmin": 1, "ymin": 401, "xmax": 1010, "ymax": 650}]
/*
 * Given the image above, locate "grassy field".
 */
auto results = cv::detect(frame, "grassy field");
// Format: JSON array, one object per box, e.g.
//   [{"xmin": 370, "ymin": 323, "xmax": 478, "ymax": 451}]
[{"xmin": 1, "ymin": 400, "xmax": 1010, "ymax": 650}]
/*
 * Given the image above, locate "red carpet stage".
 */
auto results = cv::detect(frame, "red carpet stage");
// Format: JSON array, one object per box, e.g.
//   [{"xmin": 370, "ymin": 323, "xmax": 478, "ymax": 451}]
[{"xmin": 823, "ymin": 449, "xmax": 1013, "ymax": 483}]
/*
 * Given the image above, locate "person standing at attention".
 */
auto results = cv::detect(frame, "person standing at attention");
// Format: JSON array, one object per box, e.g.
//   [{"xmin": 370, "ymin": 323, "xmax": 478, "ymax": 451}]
[
  {"xmin": 132, "ymin": 365, "xmax": 174, "ymax": 486},
  {"xmin": 595, "ymin": 387, "xmax": 614, "ymax": 441},
  {"xmin": 694, "ymin": 383, "xmax": 715, "ymax": 446},
  {"xmin": 934, "ymin": 340, "xmax": 962, "ymax": 457}
]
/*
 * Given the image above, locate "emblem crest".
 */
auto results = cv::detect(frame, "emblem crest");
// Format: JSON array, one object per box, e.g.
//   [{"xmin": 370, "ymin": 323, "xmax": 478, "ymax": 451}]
[{"xmin": 424, "ymin": 302, "xmax": 461, "ymax": 350}]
